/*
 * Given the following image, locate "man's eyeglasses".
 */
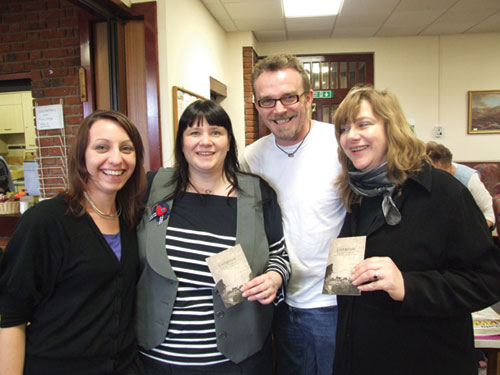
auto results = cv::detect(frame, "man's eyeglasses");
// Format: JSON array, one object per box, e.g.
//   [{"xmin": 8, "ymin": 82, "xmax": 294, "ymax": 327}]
[{"xmin": 256, "ymin": 92, "xmax": 306, "ymax": 108}]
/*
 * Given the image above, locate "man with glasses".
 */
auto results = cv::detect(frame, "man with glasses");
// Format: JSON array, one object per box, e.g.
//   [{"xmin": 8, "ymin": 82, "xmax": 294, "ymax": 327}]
[{"xmin": 242, "ymin": 54, "xmax": 346, "ymax": 375}]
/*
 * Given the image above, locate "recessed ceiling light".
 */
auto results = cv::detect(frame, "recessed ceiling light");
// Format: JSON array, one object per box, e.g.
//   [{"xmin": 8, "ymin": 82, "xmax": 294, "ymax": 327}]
[{"xmin": 283, "ymin": 0, "xmax": 343, "ymax": 18}]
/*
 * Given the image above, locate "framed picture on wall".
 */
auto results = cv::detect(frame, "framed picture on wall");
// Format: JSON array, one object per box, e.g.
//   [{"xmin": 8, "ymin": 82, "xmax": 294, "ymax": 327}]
[
  {"xmin": 468, "ymin": 90, "xmax": 500, "ymax": 134},
  {"xmin": 172, "ymin": 86, "xmax": 207, "ymax": 139}
]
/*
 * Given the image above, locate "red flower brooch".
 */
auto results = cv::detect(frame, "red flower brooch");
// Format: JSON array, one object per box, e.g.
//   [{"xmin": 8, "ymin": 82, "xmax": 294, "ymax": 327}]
[{"xmin": 149, "ymin": 202, "xmax": 170, "ymax": 224}]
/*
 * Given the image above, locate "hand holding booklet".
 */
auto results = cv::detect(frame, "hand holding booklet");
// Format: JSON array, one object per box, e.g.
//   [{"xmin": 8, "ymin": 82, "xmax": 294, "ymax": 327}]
[
  {"xmin": 323, "ymin": 236, "xmax": 366, "ymax": 296},
  {"xmin": 206, "ymin": 244, "xmax": 253, "ymax": 308}
]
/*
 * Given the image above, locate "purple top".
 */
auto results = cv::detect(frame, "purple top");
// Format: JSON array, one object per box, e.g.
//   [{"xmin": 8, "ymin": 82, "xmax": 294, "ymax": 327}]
[{"xmin": 103, "ymin": 232, "xmax": 121, "ymax": 261}]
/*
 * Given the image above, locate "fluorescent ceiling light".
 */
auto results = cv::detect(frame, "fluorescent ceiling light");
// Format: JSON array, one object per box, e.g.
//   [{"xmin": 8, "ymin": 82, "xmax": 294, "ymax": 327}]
[{"xmin": 283, "ymin": 0, "xmax": 343, "ymax": 18}]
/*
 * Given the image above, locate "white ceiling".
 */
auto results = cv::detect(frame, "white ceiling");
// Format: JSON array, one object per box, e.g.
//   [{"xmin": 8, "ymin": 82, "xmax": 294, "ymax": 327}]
[{"xmin": 200, "ymin": 0, "xmax": 500, "ymax": 42}]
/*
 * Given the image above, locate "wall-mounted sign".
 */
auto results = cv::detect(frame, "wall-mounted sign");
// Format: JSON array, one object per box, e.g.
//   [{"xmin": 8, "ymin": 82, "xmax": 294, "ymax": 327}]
[
  {"xmin": 313, "ymin": 90, "xmax": 334, "ymax": 99},
  {"xmin": 35, "ymin": 104, "xmax": 64, "ymax": 130}
]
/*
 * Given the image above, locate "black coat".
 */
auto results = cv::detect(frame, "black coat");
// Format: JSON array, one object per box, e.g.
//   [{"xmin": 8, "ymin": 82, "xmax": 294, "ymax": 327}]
[{"xmin": 334, "ymin": 164, "xmax": 500, "ymax": 375}]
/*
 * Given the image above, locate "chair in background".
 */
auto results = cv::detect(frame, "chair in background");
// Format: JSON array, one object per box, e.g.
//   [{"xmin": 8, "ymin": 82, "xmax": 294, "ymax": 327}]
[
  {"xmin": 473, "ymin": 164, "xmax": 500, "ymax": 234},
  {"xmin": 493, "ymin": 195, "xmax": 500, "ymax": 231},
  {"xmin": 495, "ymin": 182, "xmax": 500, "ymax": 196},
  {"xmin": 473, "ymin": 163, "xmax": 499, "ymax": 196}
]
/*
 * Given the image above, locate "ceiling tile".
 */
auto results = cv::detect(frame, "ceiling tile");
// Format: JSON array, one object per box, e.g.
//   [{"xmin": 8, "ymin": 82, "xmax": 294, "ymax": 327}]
[
  {"xmin": 383, "ymin": 10, "xmax": 445, "ymax": 29},
  {"xmin": 339, "ymin": 0, "xmax": 400, "ymax": 18},
  {"xmin": 218, "ymin": 18, "xmax": 238, "ymax": 32},
  {"xmin": 376, "ymin": 26, "xmax": 428, "ymax": 37},
  {"xmin": 421, "ymin": 0, "xmax": 500, "ymax": 34},
  {"xmin": 253, "ymin": 30, "xmax": 287, "ymax": 42},
  {"xmin": 286, "ymin": 16, "xmax": 335, "ymax": 31},
  {"xmin": 224, "ymin": 1, "xmax": 282, "ymax": 19},
  {"xmin": 287, "ymin": 29, "xmax": 332, "ymax": 40},
  {"xmin": 467, "ymin": 11, "xmax": 500, "ymax": 33},
  {"xmin": 332, "ymin": 26, "xmax": 380, "ymax": 38},
  {"xmin": 419, "ymin": 24, "xmax": 469, "ymax": 35},
  {"xmin": 234, "ymin": 17, "xmax": 284, "ymax": 31},
  {"xmin": 434, "ymin": 0, "xmax": 500, "ymax": 23},
  {"xmin": 395, "ymin": 0, "xmax": 456, "ymax": 12},
  {"xmin": 203, "ymin": 1, "xmax": 231, "ymax": 21},
  {"xmin": 202, "ymin": 0, "xmax": 500, "ymax": 40},
  {"xmin": 335, "ymin": 14, "xmax": 391, "ymax": 29}
]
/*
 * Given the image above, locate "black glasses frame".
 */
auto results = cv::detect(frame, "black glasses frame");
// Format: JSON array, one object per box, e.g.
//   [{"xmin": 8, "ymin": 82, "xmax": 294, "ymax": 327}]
[{"xmin": 256, "ymin": 92, "xmax": 306, "ymax": 108}]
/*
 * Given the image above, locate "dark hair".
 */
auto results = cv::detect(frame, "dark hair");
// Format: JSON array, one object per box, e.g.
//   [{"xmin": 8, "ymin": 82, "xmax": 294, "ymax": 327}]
[
  {"xmin": 65, "ymin": 110, "xmax": 147, "ymax": 229},
  {"xmin": 425, "ymin": 141, "xmax": 453, "ymax": 168},
  {"xmin": 251, "ymin": 54, "xmax": 311, "ymax": 97},
  {"xmin": 167, "ymin": 100, "xmax": 241, "ymax": 200}
]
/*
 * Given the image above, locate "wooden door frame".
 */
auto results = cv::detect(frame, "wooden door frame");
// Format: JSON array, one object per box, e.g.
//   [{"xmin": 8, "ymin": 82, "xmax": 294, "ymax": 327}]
[
  {"xmin": 76, "ymin": 0, "xmax": 162, "ymax": 170},
  {"xmin": 298, "ymin": 53, "xmax": 374, "ymax": 125}
]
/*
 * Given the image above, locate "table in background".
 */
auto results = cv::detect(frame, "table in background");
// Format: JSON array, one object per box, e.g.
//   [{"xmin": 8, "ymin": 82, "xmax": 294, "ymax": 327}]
[
  {"xmin": 0, "ymin": 213, "xmax": 20, "ymax": 252},
  {"xmin": 475, "ymin": 336, "xmax": 500, "ymax": 375},
  {"xmin": 475, "ymin": 302, "xmax": 500, "ymax": 375}
]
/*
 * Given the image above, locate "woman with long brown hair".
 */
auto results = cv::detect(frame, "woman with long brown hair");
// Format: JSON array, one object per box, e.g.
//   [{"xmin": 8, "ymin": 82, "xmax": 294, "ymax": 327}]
[{"xmin": 0, "ymin": 110, "xmax": 146, "ymax": 374}]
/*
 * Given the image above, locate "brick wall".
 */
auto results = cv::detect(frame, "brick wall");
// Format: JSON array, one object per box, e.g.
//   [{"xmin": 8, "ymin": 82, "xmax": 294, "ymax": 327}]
[
  {"xmin": 242, "ymin": 46, "xmax": 259, "ymax": 145},
  {"xmin": 0, "ymin": 0, "xmax": 83, "ymax": 197}
]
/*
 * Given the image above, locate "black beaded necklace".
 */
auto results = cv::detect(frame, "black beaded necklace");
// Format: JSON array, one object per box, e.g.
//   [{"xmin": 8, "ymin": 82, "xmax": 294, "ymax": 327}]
[{"xmin": 274, "ymin": 121, "xmax": 311, "ymax": 157}]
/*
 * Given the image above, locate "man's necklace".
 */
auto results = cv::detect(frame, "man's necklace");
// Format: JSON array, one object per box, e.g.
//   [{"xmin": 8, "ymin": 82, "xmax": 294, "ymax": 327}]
[
  {"xmin": 274, "ymin": 121, "xmax": 311, "ymax": 157},
  {"xmin": 84, "ymin": 191, "xmax": 121, "ymax": 220}
]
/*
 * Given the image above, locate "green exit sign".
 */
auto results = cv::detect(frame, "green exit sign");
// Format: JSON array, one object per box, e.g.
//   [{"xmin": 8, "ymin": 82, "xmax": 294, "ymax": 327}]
[{"xmin": 313, "ymin": 90, "xmax": 334, "ymax": 98}]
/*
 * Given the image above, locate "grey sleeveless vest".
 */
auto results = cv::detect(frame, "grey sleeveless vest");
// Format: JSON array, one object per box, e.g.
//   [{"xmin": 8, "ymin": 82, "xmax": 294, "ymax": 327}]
[{"xmin": 135, "ymin": 168, "xmax": 273, "ymax": 363}]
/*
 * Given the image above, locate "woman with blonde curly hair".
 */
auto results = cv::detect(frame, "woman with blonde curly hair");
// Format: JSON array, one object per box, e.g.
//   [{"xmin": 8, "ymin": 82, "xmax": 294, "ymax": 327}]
[{"xmin": 332, "ymin": 86, "xmax": 500, "ymax": 375}]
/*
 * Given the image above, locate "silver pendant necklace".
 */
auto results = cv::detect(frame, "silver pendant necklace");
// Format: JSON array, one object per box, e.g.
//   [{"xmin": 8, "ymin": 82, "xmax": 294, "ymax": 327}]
[
  {"xmin": 84, "ymin": 192, "xmax": 121, "ymax": 220},
  {"xmin": 188, "ymin": 181, "xmax": 228, "ymax": 195},
  {"xmin": 274, "ymin": 121, "xmax": 311, "ymax": 157}
]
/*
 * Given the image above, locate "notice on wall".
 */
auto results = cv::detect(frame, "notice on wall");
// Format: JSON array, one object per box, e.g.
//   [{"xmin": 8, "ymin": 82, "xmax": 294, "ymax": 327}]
[
  {"xmin": 35, "ymin": 104, "xmax": 64, "ymax": 130},
  {"xmin": 172, "ymin": 86, "xmax": 207, "ymax": 139}
]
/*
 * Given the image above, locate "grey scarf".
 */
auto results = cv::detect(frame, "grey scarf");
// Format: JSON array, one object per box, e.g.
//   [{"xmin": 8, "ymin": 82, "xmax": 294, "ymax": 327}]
[{"xmin": 348, "ymin": 163, "xmax": 402, "ymax": 226}]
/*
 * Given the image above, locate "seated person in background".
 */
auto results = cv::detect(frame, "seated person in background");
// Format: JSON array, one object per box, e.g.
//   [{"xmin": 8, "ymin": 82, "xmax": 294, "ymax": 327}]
[
  {"xmin": 0, "ymin": 155, "xmax": 15, "ymax": 193},
  {"xmin": 426, "ymin": 141, "xmax": 495, "ymax": 229}
]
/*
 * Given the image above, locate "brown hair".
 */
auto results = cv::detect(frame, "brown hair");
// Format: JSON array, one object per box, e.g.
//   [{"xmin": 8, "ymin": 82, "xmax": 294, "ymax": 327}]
[
  {"xmin": 333, "ymin": 85, "xmax": 429, "ymax": 210},
  {"xmin": 251, "ymin": 54, "xmax": 311, "ymax": 97},
  {"xmin": 425, "ymin": 141, "xmax": 453, "ymax": 169},
  {"xmin": 65, "ymin": 110, "xmax": 147, "ymax": 229}
]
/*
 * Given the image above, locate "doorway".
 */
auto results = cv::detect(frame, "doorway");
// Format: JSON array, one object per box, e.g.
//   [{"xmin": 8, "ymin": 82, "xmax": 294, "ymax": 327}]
[
  {"xmin": 77, "ymin": 0, "xmax": 161, "ymax": 170},
  {"xmin": 298, "ymin": 54, "xmax": 374, "ymax": 124},
  {"xmin": 251, "ymin": 53, "xmax": 374, "ymax": 141}
]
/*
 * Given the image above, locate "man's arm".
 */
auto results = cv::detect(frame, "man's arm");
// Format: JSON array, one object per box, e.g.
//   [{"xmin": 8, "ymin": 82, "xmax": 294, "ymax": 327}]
[{"xmin": 467, "ymin": 173, "xmax": 495, "ymax": 228}]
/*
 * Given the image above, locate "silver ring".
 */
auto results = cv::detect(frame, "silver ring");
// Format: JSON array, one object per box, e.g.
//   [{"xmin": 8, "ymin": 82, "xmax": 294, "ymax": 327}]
[{"xmin": 373, "ymin": 270, "xmax": 379, "ymax": 279}]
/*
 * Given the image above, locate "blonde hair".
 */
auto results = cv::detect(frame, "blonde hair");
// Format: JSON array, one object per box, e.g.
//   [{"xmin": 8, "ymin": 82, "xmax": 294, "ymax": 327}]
[{"xmin": 333, "ymin": 86, "xmax": 429, "ymax": 210}]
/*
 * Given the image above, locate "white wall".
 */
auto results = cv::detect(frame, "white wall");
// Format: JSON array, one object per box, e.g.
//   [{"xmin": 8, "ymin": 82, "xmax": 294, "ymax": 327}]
[
  {"xmin": 256, "ymin": 33, "xmax": 500, "ymax": 161},
  {"xmin": 439, "ymin": 33, "xmax": 500, "ymax": 161},
  {"xmin": 133, "ymin": 0, "xmax": 500, "ymax": 163},
  {"xmin": 158, "ymin": 0, "xmax": 228, "ymax": 165},
  {"xmin": 140, "ymin": 0, "xmax": 257, "ymax": 166}
]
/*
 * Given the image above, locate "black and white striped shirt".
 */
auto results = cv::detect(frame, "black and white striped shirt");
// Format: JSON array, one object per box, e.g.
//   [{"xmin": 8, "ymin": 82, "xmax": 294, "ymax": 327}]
[{"xmin": 141, "ymin": 181, "xmax": 289, "ymax": 366}]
